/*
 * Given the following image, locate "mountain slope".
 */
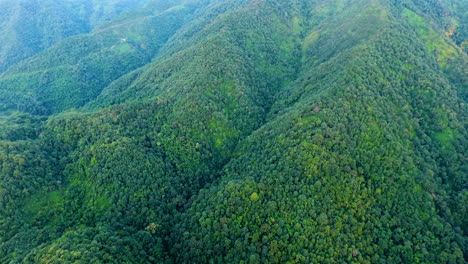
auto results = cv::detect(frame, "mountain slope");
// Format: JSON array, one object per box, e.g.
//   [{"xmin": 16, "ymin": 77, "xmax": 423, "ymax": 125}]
[
  {"xmin": 0, "ymin": 1, "xmax": 199, "ymax": 115},
  {"xmin": 0, "ymin": 0, "xmax": 466, "ymax": 263},
  {"xmin": 0, "ymin": 0, "xmax": 158, "ymax": 73},
  {"xmin": 174, "ymin": 7, "xmax": 467, "ymax": 263}
]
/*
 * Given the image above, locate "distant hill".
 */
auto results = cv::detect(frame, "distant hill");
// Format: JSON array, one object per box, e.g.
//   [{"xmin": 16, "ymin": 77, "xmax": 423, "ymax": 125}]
[{"xmin": 0, "ymin": 0, "xmax": 159, "ymax": 73}]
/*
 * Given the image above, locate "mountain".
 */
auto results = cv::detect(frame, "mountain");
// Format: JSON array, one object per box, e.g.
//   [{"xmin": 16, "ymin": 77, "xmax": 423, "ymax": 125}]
[
  {"xmin": 0, "ymin": 0, "xmax": 466, "ymax": 263},
  {"xmin": 0, "ymin": 0, "xmax": 160, "ymax": 74},
  {"xmin": 0, "ymin": 0, "xmax": 202, "ymax": 114}
]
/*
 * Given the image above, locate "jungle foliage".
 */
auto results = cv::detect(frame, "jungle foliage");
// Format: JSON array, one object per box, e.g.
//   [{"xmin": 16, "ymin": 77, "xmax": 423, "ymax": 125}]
[{"xmin": 0, "ymin": 0, "xmax": 466, "ymax": 263}]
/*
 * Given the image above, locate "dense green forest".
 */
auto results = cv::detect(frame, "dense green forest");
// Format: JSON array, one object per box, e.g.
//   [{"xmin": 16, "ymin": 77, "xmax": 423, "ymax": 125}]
[
  {"xmin": 0, "ymin": 0, "xmax": 165, "ymax": 74},
  {"xmin": 0, "ymin": 0, "xmax": 466, "ymax": 263}
]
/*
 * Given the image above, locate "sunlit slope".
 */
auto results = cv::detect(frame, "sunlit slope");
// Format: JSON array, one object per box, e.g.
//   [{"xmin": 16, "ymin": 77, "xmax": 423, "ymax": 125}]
[
  {"xmin": 174, "ymin": 0, "xmax": 467, "ymax": 263},
  {"xmin": 176, "ymin": 20, "xmax": 466, "ymax": 264}
]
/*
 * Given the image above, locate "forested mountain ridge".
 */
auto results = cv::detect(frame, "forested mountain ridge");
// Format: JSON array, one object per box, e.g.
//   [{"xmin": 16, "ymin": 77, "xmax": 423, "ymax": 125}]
[
  {"xmin": 0, "ymin": 0, "xmax": 466, "ymax": 263},
  {"xmin": 0, "ymin": 0, "xmax": 163, "ymax": 74},
  {"xmin": 0, "ymin": 0, "xmax": 201, "ymax": 115}
]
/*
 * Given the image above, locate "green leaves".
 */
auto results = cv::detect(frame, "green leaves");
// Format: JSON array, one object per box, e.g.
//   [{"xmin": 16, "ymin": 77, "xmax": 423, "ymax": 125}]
[{"xmin": 0, "ymin": 0, "xmax": 466, "ymax": 263}]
